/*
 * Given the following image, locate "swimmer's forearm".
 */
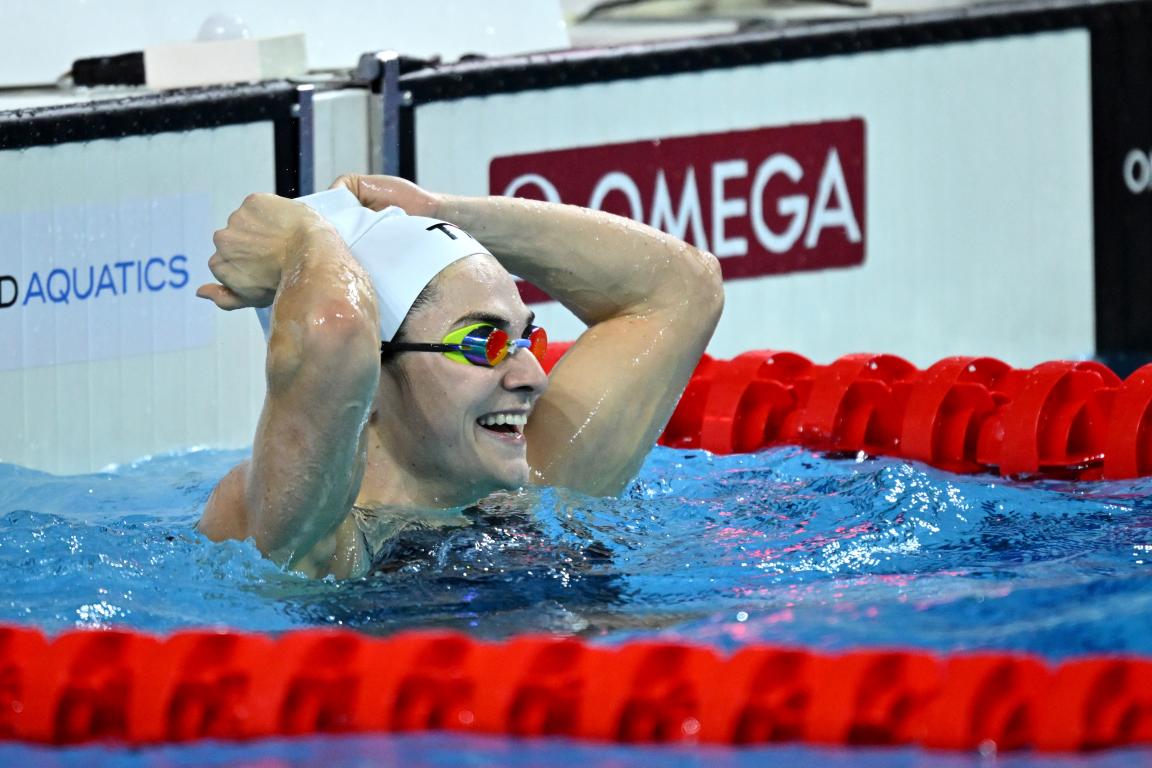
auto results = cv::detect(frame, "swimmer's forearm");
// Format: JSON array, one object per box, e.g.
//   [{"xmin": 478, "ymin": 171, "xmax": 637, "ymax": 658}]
[
  {"xmin": 439, "ymin": 196, "xmax": 722, "ymax": 324},
  {"xmin": 265, "ymin": 225, "xmax": 379, "ymax": 384},
  {"xmin": 247, "ymin": 226, "xmax": 380, "ymax": 562}
]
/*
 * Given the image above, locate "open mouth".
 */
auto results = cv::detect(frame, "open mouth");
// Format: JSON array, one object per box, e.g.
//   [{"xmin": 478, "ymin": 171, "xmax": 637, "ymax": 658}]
[{"xmin": 477, "ymin": 412, "xmax": 528, "ymax": 436}]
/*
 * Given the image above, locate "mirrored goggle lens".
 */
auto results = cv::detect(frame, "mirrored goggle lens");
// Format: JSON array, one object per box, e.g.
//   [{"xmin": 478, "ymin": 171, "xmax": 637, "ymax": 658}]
[
  {"xmin": 457, "ymin": 325, "xmax": 509, "ymax": 366},
  {"xmin": 525, "ymin": 325, "xmax": 548, "ymax": 361},
  {"xmin": 455, "ymin": 324, "xmax": 548, "ymax": 367}
]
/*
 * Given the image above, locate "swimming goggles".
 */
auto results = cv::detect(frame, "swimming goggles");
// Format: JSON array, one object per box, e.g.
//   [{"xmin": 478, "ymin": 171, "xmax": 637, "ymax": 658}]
[{"xmin": 380, "ymin": 322, "xmax": 548, "ymax": 367}]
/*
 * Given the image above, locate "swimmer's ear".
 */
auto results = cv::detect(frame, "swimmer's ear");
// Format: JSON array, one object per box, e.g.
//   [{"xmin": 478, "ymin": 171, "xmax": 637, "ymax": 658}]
[{"xmin": 196, "ymin": 283, "xmax": 249, "ymax": 311}]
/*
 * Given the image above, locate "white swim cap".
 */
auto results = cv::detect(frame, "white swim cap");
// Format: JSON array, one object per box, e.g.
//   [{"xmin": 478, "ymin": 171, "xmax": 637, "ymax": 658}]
[{"xmin": 255, "ymin": 186, "xmax": 492, "ymax": 341}]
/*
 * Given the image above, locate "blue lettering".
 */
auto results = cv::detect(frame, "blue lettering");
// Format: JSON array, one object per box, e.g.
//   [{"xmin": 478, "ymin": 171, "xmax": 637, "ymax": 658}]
[
  {"xmin": 114, "ymin": 261, "xmax": 133, "ymax": 293},
  {"xmin": 21, "ymin": 272, "xmax": 45, "ymax": 305},
  {"xmin": 13, "ymin": 255, "xmax": 191, "ymax": 307},
  {"xmin": 168, "ymin": 255, "xmax": 189, "ymax": 289},
  {"xmin": 71, "ymin": 266, "xmax": 94, "ymax": 300},
  {"xmin": 46, "ymin": 269, "xmax": 70, "ymax": 304},
  {"xmin": 144, "ymin": 257, "xmax": 166, "ymax": 291},
  {"xmin": 94, "ymin": 264, "xmax": 117, "ymax": 297}
]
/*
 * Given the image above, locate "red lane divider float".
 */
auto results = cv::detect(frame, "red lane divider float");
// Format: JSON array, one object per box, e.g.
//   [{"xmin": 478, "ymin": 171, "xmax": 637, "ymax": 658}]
[
  {"xmin": 4, "ymin": 624, "xmax": 1152, "ymax": 751},
  {"xmin": 549, "ymin": 344, "xmax": 1152, "ymax": 481}
]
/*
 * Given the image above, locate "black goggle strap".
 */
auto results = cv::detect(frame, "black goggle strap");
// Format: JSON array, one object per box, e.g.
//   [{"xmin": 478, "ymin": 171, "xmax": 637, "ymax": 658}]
[{"xmin": 380, "ymin": 324, "xmax": 544, "ymax": 366}]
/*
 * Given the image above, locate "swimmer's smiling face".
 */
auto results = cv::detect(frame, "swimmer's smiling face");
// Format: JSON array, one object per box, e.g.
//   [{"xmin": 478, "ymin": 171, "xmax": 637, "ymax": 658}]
[{"xmin": 376, "ymin": 254, "xmax": 549, "ymax": 506}]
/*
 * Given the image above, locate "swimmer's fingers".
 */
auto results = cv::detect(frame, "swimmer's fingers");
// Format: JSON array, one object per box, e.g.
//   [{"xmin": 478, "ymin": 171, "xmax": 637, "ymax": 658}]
[
  {"xmin": 207, "ymin": 233, "xmax": 279, "ymax": 305},
  {"xmin": 330, "ymin": 173, "xmax": 371, "ymax": 200},
  {"xmin": 196, "ymin": 283, "xmax": 252, "ymax": 311},
  {"xmin": 329, "ymin": 173, "xmax": 357, "ymax": 193},
  {"xmin": 329, "ymin": 173, "xmax": 442, "ymax": 217}
]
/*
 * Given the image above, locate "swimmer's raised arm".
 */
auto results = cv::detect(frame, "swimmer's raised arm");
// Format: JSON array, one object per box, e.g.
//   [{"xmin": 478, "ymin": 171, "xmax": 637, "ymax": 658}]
[
  {"xmin": 333, "ymin": 175, "xmax": 724, "ymax": 496},
  {"xmin": 195, "ymin": 194, "xmax": 378, "ymax": 576}
]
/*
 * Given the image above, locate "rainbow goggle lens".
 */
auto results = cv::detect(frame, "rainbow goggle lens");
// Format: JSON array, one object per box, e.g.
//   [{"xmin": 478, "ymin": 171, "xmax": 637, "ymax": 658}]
[{"xmin": 380, "ymin": 322, "xmax": 548, "ymax": 367}]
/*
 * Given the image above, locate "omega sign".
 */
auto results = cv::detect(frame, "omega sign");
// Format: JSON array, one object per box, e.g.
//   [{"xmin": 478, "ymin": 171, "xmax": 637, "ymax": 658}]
[{"xmin": 490, "ymin": 118, "xmax": 865, "ymax": 300}]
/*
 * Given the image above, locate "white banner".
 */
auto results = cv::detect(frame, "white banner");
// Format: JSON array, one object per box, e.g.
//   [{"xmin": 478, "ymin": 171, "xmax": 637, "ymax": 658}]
[
  {"xmin": 0, "ymin": 121, "xmax": 273, "ymax": 473},
  {"xmin": 0, "ymin": 194, "xmax": 213, "ymax": 371}
]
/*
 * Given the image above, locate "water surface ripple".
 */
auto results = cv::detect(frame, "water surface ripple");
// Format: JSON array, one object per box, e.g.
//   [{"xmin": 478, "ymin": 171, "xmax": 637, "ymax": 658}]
[{"xmin": 1, "ymin": 446, "xmax": 1150, "ymax": 660}]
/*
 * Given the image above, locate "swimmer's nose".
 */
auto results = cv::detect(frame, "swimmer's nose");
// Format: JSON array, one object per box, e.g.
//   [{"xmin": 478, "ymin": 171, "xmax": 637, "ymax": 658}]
[{"xmin": 501, "ymin": 344, "xmax": 549, "ymax": 395}]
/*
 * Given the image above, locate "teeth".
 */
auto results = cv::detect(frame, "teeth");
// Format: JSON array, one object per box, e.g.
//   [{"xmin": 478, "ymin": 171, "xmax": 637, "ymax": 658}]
[{"xmin": 478, "ymin": 413, "xmax": 528, "ymax": 427}]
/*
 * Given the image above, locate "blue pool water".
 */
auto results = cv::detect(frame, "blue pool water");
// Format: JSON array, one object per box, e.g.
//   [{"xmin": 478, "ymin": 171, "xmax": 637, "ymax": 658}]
[{"xmin": 2, "ymin": 445, "xmax": 1152, "ymax": 766}]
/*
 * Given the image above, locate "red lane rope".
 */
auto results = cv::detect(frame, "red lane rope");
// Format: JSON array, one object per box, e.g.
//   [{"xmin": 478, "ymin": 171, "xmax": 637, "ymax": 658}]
[
  {"xmin": 4, "ymin": 624, "xmax": 1152, "ymax": 750},
  {"xmin": 616, "ymin": 346, "xmax": 1152, "ymax": 480},
  {"xmin": 7, "ymin": 348, "xmax": 1152, "ymax": 751}
]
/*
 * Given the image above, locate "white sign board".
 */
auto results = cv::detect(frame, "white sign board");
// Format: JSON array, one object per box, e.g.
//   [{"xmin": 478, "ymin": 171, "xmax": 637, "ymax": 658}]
[
  {"xmin": 413, "ymin": 31, "xmax": 1094, "ymax": 369},
  {"xmin": 0, "ymin": 123, "xmax": 272, "ymax": 474},
  {"xmin": 0, "ymin": 195, "xmax": 213, "ymax": 371}
]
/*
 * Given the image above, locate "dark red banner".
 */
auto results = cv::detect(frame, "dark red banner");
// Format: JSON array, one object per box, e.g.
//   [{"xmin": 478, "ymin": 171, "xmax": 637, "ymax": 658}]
[{"xmin": 489, "ymin": 119, "xmax": 865, "ymax": 302}]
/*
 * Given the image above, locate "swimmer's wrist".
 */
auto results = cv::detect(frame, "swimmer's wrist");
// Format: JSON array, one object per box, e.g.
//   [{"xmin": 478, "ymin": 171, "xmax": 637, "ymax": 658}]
[
  {"xmin": 281, "ymin": 221, "xmax": 378, "ymax": 310},
  {"xmin": 287, "ymin": 217, "xmax": 343, "ymax": 263},
  {"xmin": 434, "ymin": 194, "xmax": 478, "ymax": 231},
  {"xmin": 424, "ymin": 191, "xmax": 450, "ymax": 221}
]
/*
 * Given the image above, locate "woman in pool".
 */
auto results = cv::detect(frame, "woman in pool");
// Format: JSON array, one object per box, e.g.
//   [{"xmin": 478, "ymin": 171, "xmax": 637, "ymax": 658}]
[{"xmin": 196, "ymin": 174, "xmax": 723, "ymax": 578}]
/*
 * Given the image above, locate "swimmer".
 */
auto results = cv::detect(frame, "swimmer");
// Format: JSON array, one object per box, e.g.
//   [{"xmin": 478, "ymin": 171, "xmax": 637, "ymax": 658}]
[{"xmin": 196, "ymin": 175, "xmax": 723, "ymax": 578}]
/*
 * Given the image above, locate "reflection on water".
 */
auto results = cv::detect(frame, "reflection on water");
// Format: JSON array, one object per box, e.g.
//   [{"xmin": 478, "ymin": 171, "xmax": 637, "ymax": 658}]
[{"xmin": 1, "ymin": 446, "xmax": 1151, "ymax": 658}]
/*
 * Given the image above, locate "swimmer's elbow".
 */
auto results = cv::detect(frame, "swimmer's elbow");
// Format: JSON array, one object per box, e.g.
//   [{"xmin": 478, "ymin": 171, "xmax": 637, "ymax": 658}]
[
  {"xmin": 660, "ymin": 245, "xmax": 724, "ymax": 329},
  {"xmin": 696, "ymin": 248, "xmax": 725, "ymax": 322}
]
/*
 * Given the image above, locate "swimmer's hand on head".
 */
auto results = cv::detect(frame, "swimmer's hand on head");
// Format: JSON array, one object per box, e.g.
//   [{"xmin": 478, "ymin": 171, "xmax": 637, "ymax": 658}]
[
  {"xmin": 195, "ymin": 193, "xmax": 344, "ymax": 311},
  {"xmin": 330, "ymin": 174, "xmax": 441, "ymax": 218}
]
